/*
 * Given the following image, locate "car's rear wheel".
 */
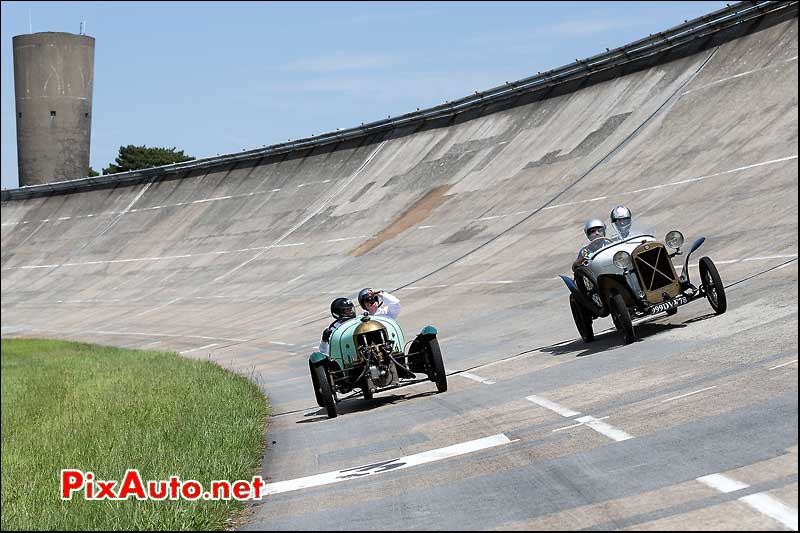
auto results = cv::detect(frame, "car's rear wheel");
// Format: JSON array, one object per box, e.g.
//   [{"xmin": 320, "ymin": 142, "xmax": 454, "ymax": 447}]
[
  {"xmin": 312, "ymin": 363, "xmax": 337, "ymax": 418},
  {"xmin": 425, "ymin": 338, "xmax": 447, "ymax": 393},
  {"xmin": 570, "ymin": 294, "xmax": 594, "ymax": 342},
  {"xmin": 699, "ymin": 256, "xmax": 727, "ymax": 315},
  {"xmin": 609, "ymin": 293, "xmax": 635, "ymax": 345}
]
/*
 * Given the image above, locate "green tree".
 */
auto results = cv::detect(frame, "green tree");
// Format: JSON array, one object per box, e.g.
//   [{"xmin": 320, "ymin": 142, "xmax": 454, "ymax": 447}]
[
  {"xmin": 102, "ymin": 145, "xmax": 194, "ymax": 175},
  {"xmin": 88, "ymin": 167, "xmax": 99, "ymax": 177}
]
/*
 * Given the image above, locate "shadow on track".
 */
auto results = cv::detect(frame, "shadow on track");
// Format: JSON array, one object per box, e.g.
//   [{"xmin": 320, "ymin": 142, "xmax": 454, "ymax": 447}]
[
  {"xmin": 298, "ymin": 389, "xmax": 438, "ymax": 422},
  {"xmin": 541, "ymin": 321, "xmax": 687, "ymax": 358}
]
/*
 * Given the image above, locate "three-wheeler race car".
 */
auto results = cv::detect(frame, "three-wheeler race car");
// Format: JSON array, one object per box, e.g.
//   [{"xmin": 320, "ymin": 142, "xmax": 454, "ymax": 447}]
[
  {"xmin": 308, "ymin": 314, "xmax": 447, "ymax": 418},
  {"xmin": 560, "ymin": 224, "xmax": 727, "ymax": 345}
]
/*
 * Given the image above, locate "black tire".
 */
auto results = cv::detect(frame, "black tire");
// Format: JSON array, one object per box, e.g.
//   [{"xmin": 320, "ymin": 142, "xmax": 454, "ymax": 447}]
[
  {"xmin": 309, "ymin": 362, "xmax": 324, "ymax": 407},
  {"xmin": 699, "ymin": 256, "xmax": 727, "ymax": 315},
  {"xmin": 609, "ymin": 293, "xmax": 635, "ymax": 345},
  {"xmin": 426, "ymin": 338, "xmax": 448, "ymax": 393},
  {"xmin": 312, "ymin": 363, "xmax": 337, "ymax": 418},
  {"xmin": 570, "ymin": 294, "xmax": 594, "ymax": 342}
]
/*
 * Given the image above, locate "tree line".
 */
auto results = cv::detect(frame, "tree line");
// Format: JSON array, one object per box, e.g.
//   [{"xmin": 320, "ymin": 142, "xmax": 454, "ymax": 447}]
[{"xmin": 89, "ymin": 145, "xmax": 194, "ymax": 176}]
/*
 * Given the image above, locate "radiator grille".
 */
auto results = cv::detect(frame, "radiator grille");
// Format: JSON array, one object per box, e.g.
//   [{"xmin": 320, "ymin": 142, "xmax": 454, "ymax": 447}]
[{"xmin": 634, "ymin": 245, "xmax": 676, "ymax": 292}]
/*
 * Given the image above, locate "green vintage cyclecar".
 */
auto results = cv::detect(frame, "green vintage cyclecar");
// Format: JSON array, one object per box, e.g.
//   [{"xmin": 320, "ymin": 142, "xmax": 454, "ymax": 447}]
[{"xmin": 308, "ymin": 314, "xmax": 446, "ymax": 418}]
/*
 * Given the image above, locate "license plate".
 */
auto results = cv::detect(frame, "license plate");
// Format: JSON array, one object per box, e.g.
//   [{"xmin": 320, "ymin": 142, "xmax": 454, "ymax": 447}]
[{"xmin": 650, "ymin": 295, "xmax": 689, "ymax": 315}]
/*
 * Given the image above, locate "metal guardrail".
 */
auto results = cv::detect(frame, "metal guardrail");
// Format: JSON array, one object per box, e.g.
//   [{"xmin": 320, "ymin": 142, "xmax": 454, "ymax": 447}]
[{"xmin": 2, "ymin": 0, "xmax": 795, "ymax": 202}]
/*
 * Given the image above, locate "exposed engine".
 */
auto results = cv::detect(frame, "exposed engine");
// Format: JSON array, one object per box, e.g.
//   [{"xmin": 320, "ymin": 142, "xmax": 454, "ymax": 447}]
[{"xmin": 355, "ymin": 330, "xmax": 399, "ymax": 389}]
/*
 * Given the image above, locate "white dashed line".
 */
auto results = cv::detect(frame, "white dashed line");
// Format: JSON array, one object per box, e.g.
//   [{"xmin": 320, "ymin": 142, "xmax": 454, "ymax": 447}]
[
  {"xmin": 179, "ymin": 343, "xmax": 219, "ymax": 354},
  {"xmin": 661, "ymin": 385, "xmax": 718, "ymax": 403},
  {"xmin": 458, "ymin": 372, "xmax": 496, "ymax": 385},
  {"xmin": 575, "ymin": 415, "xmax": 634, "ymax": 442},
  {"xmin": 697, "ymin": 473, "xmax": 798, "ymax": 530},
  {"xmin": 526, "ymin": 395, "xmax": 633, "ymax": 441},
  {"xmin": 413, "ymin": 155, "xmax": 797, "ymax": 230},
  {"xmin": 681, "ymin": 55, "xmax": 798, "ymax": 96},
  {"xmin": 553, "ymin": 416, "xmax": 609, "ymax": 432},
  {"xmin": 525, "ymin": 395, "xmax": 581, "ymax": 418},
  {"xmin": 769, "ymin": 359, "xmax": 797, "ymax": 370},
  {"xmin": 263, "ymin": 433, "xmax": 514, "ymax": 496}
]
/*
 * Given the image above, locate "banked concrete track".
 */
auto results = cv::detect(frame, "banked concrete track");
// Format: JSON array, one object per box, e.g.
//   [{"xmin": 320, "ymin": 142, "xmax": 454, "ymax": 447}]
[{"xmin": 2, "ymin": 3, "xmax": 798, "ymax": 530}]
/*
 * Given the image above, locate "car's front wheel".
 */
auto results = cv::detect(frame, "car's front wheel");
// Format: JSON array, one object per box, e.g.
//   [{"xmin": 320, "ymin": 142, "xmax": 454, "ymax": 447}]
[
  {"xmin": 609, "ymin": 293, "xmax": 635, "ymax": 345},
  {"xmin": 699, "ymin": 256, "xmax": 727, "ymax": 315},
  {"xmin": 425, "ymin": 338, "xmax": 447, "ymax": 393},
  {"xmin": 570, "ymin": 294, "xmax": 594, "ymax": 342},
  {"xmin": 312, "ymin": 363, "xmax": 337, "ymax": 418}
]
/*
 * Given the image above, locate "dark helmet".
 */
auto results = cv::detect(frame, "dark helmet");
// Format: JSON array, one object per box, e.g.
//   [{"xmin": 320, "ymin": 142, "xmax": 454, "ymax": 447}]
[
  {"xmin": 358, "ymin": 287, "xmax": 381, "ymax": 310},
  {"xmin": 330, "ymin": 297, "xmax": 356, "ymax": 320}
]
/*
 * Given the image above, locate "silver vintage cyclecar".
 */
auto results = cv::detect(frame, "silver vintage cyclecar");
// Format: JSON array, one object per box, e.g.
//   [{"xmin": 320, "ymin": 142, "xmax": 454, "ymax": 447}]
[{"xmin": 560, "ymin": 222, "xmax": 727, "ymax": 345}]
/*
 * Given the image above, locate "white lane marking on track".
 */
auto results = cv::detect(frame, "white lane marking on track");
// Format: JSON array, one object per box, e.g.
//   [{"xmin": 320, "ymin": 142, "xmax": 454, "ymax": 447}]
[
  {"xmin": 263, "ymin": 433, "xmax": 515, "ymax": 496},
  {"xmin": 681, "ymin": 55, "xmax": 799, "ymax": 96},
  {"xmin": 661, "ymin": 386, "xmax": 718, "ymax": 403},
  {"xmin": 212, "ymin": 140, "xmax": 387, "ymax": 283},
  {"xmin": 324, "ymin": 235, "xmax": 369, "ymax": 243},
  {"xmin": 525, "ymin": 395, "xmax": 581, "ymax": 417},
  {"xmin": 269, "ymin": 341, "xmax": 295, "ymax": 346},
  {"xmin": 179, "ymin": 343, "xmax": 219, "ymax": 354},
  {"xmin": 1, "ymin": 186, "xmax": 292, "ymax": 227},
  {"xmin": 411, "ymin": 155, "xmax": 798, "ymax": 229},
  {"xmin": 698, "ymin": 473, "xmax": 798, "ymax": 530},
  {"xmin": 61, "ymin": 329, "xmax": 248, "ymax": 342},
  {"xmin": 553, "ymin": 416, "xmax": 609, "ymax": 432},
  {"xmin": 769, "ymin": 359, "xmax": 798, "ymax": 370},
  {"xmin": 526, "ymin": 395, "xmax": 633, "ymax": 441},
  {"xmin": 575, "ymin": 415, "xmax": 634, "ymax": 442},
  {"xmin": 458, "ymin": 372, "xmax": 496, "ymax": 385}
]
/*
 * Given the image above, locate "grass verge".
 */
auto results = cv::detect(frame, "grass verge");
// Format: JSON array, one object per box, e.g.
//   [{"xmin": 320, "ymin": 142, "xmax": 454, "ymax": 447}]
[{"xmin": 1, "ymin": 338, "xmax": 269, "ymax": 531}]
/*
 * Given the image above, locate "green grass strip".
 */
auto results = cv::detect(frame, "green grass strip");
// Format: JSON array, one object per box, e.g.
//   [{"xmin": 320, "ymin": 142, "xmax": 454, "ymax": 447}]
[{"xmin": 1, "ymin": 338, "xmax": 269, "ymax": 531}]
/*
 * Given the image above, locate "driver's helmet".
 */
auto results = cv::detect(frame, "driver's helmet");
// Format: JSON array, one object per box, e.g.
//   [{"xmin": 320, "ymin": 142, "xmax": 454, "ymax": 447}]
[
  {"xmin": 584, "ymin": 218, "xmax": 606, "ymax": 240},
  {"xmin": 358, "ymin": 287, "xmax": 381, "ymax": 310},
  {"xmin": 610, "ymin": 205, "xmax": 632, "ymax": 238},
  {"xmin": 330, "ymin": 297, "xmax": 356, "ymax": 320}
]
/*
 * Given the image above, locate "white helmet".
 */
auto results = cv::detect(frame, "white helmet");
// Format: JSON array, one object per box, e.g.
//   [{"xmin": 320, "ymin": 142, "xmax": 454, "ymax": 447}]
[
  {"xmin": 610, "ymin": 206, "xmax": 632, "ymax": 237},
  {"xmin": 584, "ymin": 218, "xmax": 606, "ymax": 239}
]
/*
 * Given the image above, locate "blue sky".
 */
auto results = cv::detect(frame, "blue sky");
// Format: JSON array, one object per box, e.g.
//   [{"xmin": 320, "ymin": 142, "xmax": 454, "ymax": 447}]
[{"xmin": 1, "ymin": 1, "xmax": 730, "ymax": 190}]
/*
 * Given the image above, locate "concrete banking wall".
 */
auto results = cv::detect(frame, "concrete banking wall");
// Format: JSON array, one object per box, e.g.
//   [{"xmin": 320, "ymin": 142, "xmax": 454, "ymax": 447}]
[{"xmin": 1, "ymin": 4, "xmax": 797, "ymax": 383}]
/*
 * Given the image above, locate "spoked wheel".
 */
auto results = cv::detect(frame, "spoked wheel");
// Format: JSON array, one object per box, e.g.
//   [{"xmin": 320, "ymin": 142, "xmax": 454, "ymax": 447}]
[
  {"xmin": 312, "ymin": 363, "xmax": 337, "ymax": 418},
  {"xmin": 425, "ymin": 338, "xmax": 448, "ymax": 393},
  {"xmin": 699, "ymin": 256, "xmax": 727, "ymax": 315},
  {"xmin": 609, "ymin": 293, "xmax": 635, "ymax": 345}
]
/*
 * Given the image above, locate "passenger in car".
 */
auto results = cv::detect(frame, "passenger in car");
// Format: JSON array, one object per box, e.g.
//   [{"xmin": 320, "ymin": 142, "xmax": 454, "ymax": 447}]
[
  {"xmin": 610, "ymin": 205, "xmax": 633, "ymax": 239},
  {"xmin": 357, "ymin": 288, "xmax": 401, "ymax": 319}
]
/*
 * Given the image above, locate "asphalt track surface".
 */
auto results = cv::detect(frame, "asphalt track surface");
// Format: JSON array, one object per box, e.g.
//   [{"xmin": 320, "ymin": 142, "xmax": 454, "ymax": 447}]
[{"xmin": 2, "ymin": 8, "xmax": 798, "ymax": 531}]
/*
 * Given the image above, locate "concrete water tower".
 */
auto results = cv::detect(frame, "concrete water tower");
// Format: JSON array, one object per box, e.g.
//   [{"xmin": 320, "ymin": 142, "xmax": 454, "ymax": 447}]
[{"xmin": 13, "ymin": 31, "xmax": 95, "ymax": 186}]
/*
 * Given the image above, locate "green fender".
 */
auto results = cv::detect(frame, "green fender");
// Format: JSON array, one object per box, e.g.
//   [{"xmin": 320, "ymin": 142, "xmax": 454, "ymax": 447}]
[
  {"xmin": 309, "ymin": 351, "xmax": 327, "ymax": 365},
  {"xmin": 420, "ymin": 325, "xmax": 438, "ymax": 336}
]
